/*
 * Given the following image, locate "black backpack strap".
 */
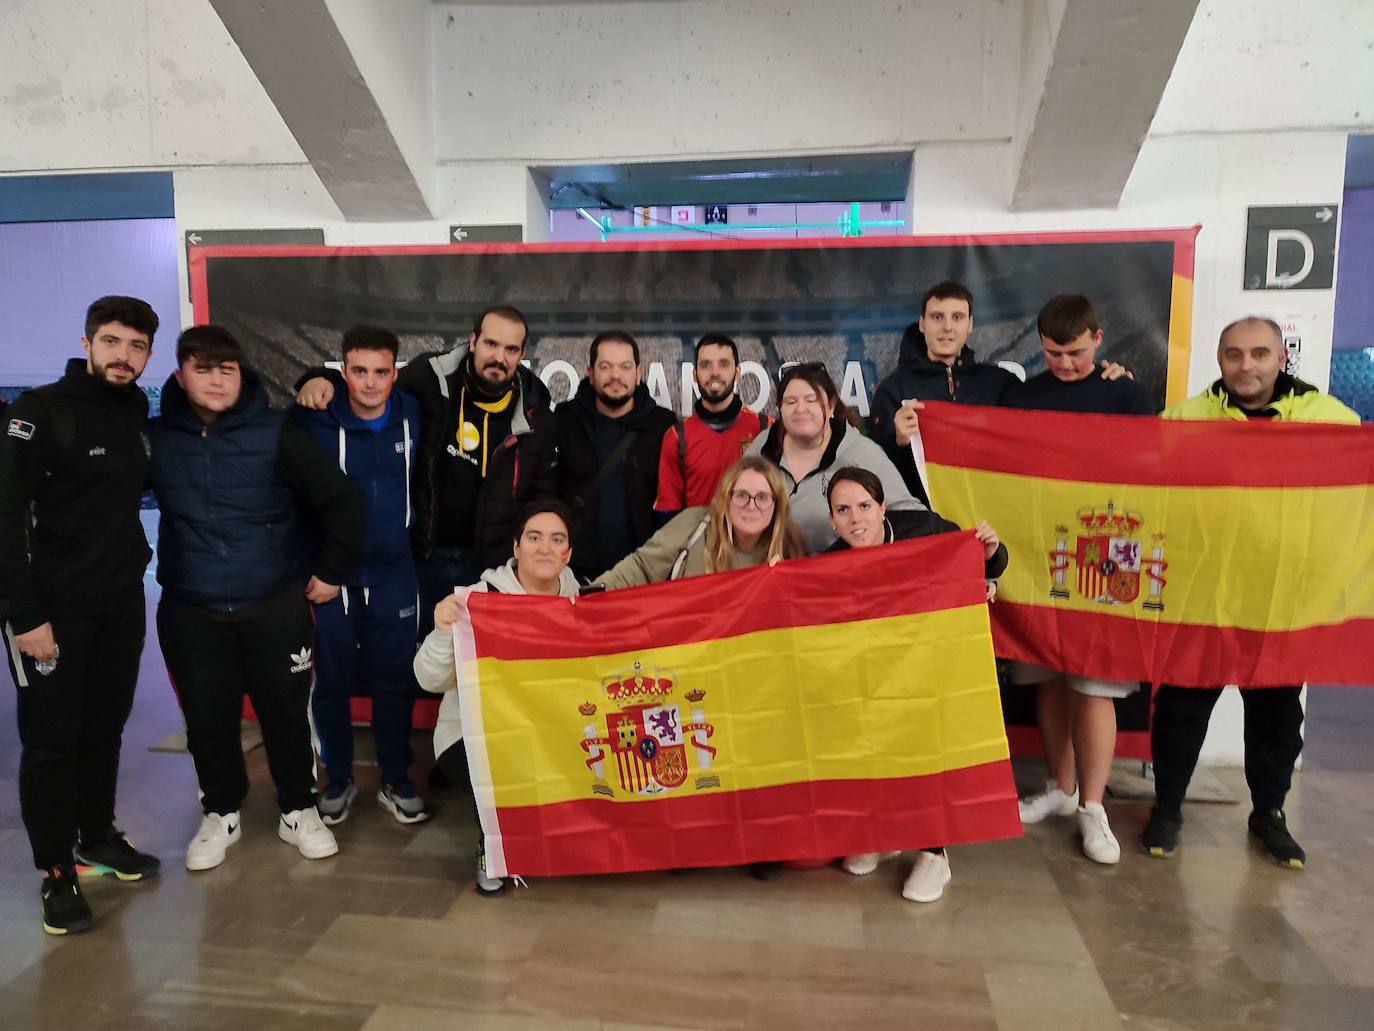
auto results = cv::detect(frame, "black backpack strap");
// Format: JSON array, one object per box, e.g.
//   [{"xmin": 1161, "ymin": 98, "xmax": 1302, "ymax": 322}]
[
  {"xmin": 577, "ymin": 429, "xmax": 641, "ymax": 507},
  {"xmin": 676, "ymin": 418, "xmax": 688, "ymax": 497}
]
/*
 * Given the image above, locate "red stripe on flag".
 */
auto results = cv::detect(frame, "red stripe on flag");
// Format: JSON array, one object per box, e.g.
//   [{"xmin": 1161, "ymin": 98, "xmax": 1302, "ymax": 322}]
[
  {"xmin": 993, "ymin": 602, "xmax": 1374, "ymax": 687},
  {"xmin": 487, "ymin": 761, "xmax": 1021, "ymax": 878},
  {"xmin": 920, "ymin": 403, "xmax": 1374, "ymax": 488},
  {"xmin": 469, "ymin": 532, "xmax": 988, "ymax": 662}
]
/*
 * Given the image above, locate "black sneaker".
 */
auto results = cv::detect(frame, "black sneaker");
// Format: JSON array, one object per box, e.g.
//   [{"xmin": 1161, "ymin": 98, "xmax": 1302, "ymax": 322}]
[
  {"xmin": 748, "ymin": 861, "xmax": 783, "ymax": 882},
  {"xmin": 74, "ymin": 831, "xmax": 161, "ymax": 882},
  {"xmin": 41, "ymin": 865, "xmax": 93, "ymax": 935},
  {"xmin": 1141, "ymin": 806, "xmax": 1182, "ymax": 858},
  {"xmin": 1248, "ymin": 809, "xmax": 1306, "ymax": 869}
]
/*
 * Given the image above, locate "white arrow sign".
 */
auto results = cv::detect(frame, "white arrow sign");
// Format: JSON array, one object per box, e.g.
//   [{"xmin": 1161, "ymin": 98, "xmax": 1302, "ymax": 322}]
[
  {"xmin": 1315, "ymin": 207, "xmax": 1334, "ymax": 223},
  {"xmin": 452, "ymin": 227, "xmax": 468, "ymax": 241},
  {"xmin": 187, "ymin": 233, "xmax": 202, "ymax": 245}
]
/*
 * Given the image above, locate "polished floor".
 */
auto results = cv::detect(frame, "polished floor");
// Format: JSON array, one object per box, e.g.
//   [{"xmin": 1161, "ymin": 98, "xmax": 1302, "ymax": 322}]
[{"xmin": 1, "ymin": 606, "xmax": 1371, "ymax": 1029}]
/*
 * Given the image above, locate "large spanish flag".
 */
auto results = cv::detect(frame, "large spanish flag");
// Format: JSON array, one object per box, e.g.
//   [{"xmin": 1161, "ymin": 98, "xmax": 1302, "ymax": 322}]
[
  {"xmin": 453, "ymin": 532, "xmax": 1020, "ymax": 878},
  {"xmin": 919, "ymin": 403, "xmax": 1374, "ymax": 687}
]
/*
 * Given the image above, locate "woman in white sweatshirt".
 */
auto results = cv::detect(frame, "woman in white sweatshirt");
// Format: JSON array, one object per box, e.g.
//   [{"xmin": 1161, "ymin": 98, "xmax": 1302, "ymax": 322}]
[{"xmin": 413, "ymin": 498, "xmax": 580, "ymax": 896}]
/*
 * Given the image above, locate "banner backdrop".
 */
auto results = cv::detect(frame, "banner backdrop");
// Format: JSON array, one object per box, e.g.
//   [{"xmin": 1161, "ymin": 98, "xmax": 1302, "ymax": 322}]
[
  {"xmin": 919, "ymin": 403, "xmax": 1374, "ymax": 687},
  {"xmin": 454, "ymin": 533, "xmax": 1020, "ymax": 878},
  {"xmin": 192, "ymin": 229, "xmax": 1198, "ymax": 743},
  {"xmin": 191, "ymin": 229, "xmax": 1197, "ymax": 414}
]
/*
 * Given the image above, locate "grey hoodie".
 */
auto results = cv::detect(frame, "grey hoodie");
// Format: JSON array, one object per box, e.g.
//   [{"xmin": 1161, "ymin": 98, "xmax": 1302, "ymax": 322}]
[
  {"xmin": 746, "ymin": 418, "xmax": 925, "ymax": 552},
  {"xmin": 415, "ymin": 559, "xmax": 580, "ymax": 760}
]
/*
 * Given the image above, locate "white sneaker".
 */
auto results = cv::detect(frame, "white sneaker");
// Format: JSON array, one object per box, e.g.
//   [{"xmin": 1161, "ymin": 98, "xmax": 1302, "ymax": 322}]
[
  {"xmin": 1018, "ymin": 780, "xmax": 1080, "ymax": 825},
  {"xmin": 1078, "ymin": 802, "xmax": 1121, "ymax": 865},
  {"xmin": 278, "ymin": 807, "xmax": 339, "ymax": 860},
  {"xmin": 901, "ymin": 850, "xmax": 952, "ymax": 903},
  {"xmin": 842, "ymin": 851, "xmax": 901, "ymax": 876},
  {"xmin": 186, "ymin": 811, "xmax": 241, "ymax": 871}
]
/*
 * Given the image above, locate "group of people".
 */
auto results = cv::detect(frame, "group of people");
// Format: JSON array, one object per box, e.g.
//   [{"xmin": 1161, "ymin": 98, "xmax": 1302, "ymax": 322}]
[{"xmin": 0, "ymin": 282, "xmax": 1357, "ymax": 937}]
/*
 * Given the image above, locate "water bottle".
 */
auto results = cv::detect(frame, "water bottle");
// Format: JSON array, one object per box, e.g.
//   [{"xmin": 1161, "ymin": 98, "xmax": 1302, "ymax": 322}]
[{"xmin": 34, "ymin": 644, "xmax": 59, "ymax": 677}]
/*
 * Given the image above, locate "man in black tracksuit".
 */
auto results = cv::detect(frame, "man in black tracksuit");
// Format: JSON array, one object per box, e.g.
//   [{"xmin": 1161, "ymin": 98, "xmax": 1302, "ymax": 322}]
[
  {"xmin": 147, "ymin": 326, "xmax": 363, "ymax": 873},
  {"xmin": 869, "ymin": 282, "xmax": 1018, "ymax": 500},
  {"xmin": 0, "ymin": 296, "xmax": 162, "ymax": 935},
  {"xmin": 554, "ymin": 332, "xmax": 675, "ymax": 580},
  {"xmin": 296, "ymin": 305, "xmax": 556, "ymax": 638}
]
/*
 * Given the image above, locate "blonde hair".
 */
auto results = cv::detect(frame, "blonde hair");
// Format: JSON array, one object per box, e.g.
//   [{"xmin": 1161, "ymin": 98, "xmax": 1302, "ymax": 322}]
[{"xmin": 704, "ymin": 455, "xmax": 808, "ymax": 572}]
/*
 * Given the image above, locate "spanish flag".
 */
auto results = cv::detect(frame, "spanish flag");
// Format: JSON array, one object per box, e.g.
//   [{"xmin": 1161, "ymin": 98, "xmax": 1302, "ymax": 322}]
[
  {"xmin": 454, "ymin": 533, "xmax": 1020, "ymax": 878},
  {"xmin": 918, "ymin": 402, "xmax": 1374, "ymax": 687}
]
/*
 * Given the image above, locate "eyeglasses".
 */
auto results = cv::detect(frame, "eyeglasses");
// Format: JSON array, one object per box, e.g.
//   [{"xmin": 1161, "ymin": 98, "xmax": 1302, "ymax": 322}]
[{"xmin": 730, "ymin": 489, "xmax": 775, "ymax": 510}]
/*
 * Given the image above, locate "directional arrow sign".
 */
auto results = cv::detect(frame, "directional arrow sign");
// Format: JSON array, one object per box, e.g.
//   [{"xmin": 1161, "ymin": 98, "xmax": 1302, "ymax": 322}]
[
  {"xmin": 448, "ymin": 223, "xmax": 523, "ymax": 243},
  {"xmin": 184, "ymin": 228, "xmax": 325, "ymax": 299}
]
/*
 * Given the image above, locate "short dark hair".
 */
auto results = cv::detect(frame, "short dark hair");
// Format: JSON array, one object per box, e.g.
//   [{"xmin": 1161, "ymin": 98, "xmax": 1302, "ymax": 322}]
[
  {"xmin": 589, "ymin": 331, "xmax": 640, "ymax": 367},
  {"xmin": 1218, "ymin": 316, "xmax": 1283, "ymax": 349},
  {"xmin": 921, "ymin": 280, "xmax": 974, "ymax": 320},
  {"xmin": 1037, "ymin": 294, "xmax": 1100, "ymax": 345},
  {"xmin": 826, "ymin": 466, "xmax": 885, "ymax": 509},
  {"xmin": 513, "ymin": 498, "xmax": 576, "ymax": 542},
  {"xmin": 694, "ymin": 333, "xmax": 739, "ymax": 364},
  {"xmin": 86, "ymin": 296, "xmax": 159, "ymax": 344},
  {"xmin": 342, "ymin": 324, "xmax": 399, "ymax": 361},
  {"xmin": 472, "ymin": 305, "xmax": 529, "ymax": 347},
  {"xmin": 778, "ymin": 362, "xmax": 856, "ymax": 426},
  {"xmin": 176, "ymin": 325, "xmax": 243, "ymax": 367}
]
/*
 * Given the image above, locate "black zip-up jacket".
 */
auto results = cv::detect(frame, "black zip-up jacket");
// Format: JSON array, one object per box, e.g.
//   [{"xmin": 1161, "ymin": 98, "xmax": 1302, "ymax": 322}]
[
  {"xmin": 298, "ymin": 344, "xmax": 555, "ymax": 567},
  {"xmin": 824, "ymin": 508, "xmax": 1010, "ymax": 579},
  {"xmin": 869, "ymin": 337, "xmax": 1017, "ymax": 500},
  {"xmin": 0, "ymin": 359, "xmax": 152, "ymax": 633},
  {"xmin": 554, "ymin": 378, "xmax": 675, "ymax": 578}
]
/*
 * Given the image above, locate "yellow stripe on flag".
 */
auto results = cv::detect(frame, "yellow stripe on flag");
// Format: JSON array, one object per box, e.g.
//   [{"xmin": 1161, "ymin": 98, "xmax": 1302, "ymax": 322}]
[
  {"xmin": 472, "ymin": 605, "xmax": 1007, "ymax": 810},
  {"xmin": 927, "ymin": 464, "xmax": 1374, "ymax": 631}
]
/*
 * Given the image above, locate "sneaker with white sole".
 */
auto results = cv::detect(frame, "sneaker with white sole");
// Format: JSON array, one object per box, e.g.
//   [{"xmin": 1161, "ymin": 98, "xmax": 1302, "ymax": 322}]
[
  {"xmin": 842, "ymin": 851, "xmax": 901, "ymax": 876},
  {"xmin": 475, "ymin": 836, "xmax": 505, "ymax": 896},
  {"xmin": 901, "ymin": 850, "xmax": 952, "ymax": 903},
  {"xmin": 318, "ymin": 780, "xmax": 357, "ymax": 826},
  {"xmin": 1018, "ymin": 780, "xmax": 1080, "ymax": 825},
  {"xmin": 278, "ymin": 807, "xmax": 339, "ymax": 860},
  {"xmin": 378, "ymin": 782, "xmax": 431, "ymax": 825},
  {"xmin": 186, "ymin": 811, "xmax": 241, "ymax": 871},
  {"xmin": 1078, "ymin": 802, "xmax": 1121, "ymax": 865}
]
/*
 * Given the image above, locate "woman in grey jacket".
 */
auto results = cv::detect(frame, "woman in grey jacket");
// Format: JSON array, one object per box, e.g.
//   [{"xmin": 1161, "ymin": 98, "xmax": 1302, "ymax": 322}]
[{"xmin": 746, "ymin": 363, "xmax": 925, "ymax": 552}]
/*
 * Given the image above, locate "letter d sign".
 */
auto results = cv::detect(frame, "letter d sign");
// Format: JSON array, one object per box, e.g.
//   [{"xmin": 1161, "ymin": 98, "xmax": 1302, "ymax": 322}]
[{"xmin": 1244, "ymin": 205, "xmax": 1337, "ymax": 291}]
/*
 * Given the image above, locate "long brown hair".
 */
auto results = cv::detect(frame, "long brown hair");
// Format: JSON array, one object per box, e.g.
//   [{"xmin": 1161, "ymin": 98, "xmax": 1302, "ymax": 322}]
[{"xmin": 704, "ymin": 455, "xmax": 808, "ymax": 572}]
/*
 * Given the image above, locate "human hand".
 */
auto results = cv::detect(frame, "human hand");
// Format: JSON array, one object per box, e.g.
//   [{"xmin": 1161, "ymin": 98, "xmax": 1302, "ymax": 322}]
[
  {"xmin": 973, "ymin": 520, "xmax": 1000, "ymax": 560},
  {"xmin": 296, "ymin": 377, "xmax": 335, "ymax": 409},
  {"xmin": 1099, "ymin": 360, "xmax": 1134, "ymax": 381},
  {"xmin": 434, "ymin": 593, "xmax": 464, "ymax": 631},
  {"xmin": 15, "ymin": 622, "xmax": 56, "ymax": 661},
  {"xmin": 304, "ymin": 577, "xmax": 340, "ymax": 604},
  {"xmin": 893, "ymin": 399, "xmax": 926, "ymax": 447}
]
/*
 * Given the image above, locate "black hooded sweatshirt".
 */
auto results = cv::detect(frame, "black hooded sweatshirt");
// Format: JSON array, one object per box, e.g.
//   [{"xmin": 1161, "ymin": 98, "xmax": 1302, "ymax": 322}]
[{"xmin": 869, "ymin": 331, "xmax": 1018, "ymax": 499}]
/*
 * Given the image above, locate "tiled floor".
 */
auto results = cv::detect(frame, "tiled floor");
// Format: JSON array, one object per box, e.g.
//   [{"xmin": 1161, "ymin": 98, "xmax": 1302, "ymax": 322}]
[{"xmin": 2, "ymin": 597, "xmax": 1370, "ymax": 1029}]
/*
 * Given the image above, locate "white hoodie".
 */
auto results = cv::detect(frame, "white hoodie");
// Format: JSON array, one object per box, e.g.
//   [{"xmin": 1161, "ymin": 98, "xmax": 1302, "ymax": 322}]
[{"xmin": 415, "ymin": 559, "xmax": 581, "ymax": 762}]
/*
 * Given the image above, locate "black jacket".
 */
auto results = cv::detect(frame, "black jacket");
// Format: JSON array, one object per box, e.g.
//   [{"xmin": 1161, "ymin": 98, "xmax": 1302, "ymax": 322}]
[
  {"xmin": 0, "ymin": 359, "xmax": 152, "ymax": 632},
  {"xmin": 825, "ymin": 508, "xmax": 1009, "ymax": 579},
  {"xmin": 870, "ymin": 338, "xmax": 1017, "ymax": 499},
  {"xmin": 147, "ymin": 368, "xmax": 363, "ymax": 610},
  {"xmin": 554, "ymin": 379, "xmax": 675, "ymax": 578},
  {"xmin": 299, "ymin": 345, "xmax": 555, "ymax": 567}
]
